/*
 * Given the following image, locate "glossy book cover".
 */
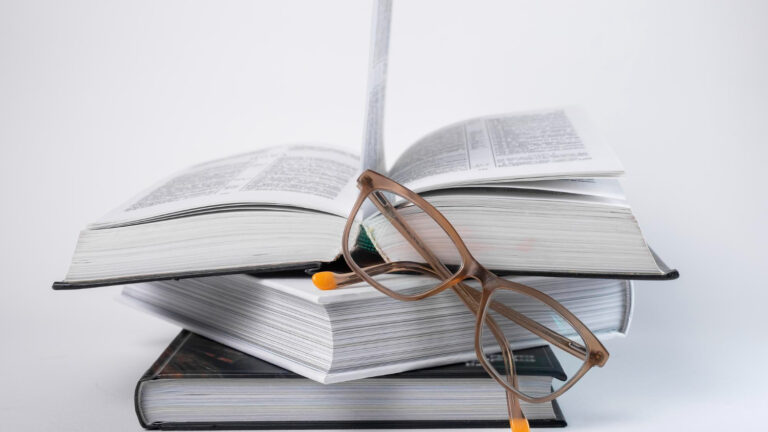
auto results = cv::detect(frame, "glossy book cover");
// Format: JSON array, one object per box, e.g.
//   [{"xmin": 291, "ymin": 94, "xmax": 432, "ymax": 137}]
[{"xmin": 136, "ymin": 330, "xmax": 567, "ymax": 429}]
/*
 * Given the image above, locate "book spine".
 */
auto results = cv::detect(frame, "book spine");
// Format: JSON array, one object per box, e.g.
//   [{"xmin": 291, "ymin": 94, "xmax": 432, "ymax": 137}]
[{"xmin": 134, "ymin": 331, "xmax": 193, "ymax": 430}]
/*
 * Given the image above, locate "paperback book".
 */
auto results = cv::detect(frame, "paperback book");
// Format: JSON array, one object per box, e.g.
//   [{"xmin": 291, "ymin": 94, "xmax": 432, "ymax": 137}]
[{"xmin": 122, "ymin": 274, "xmax": 633, "ymax": 384}]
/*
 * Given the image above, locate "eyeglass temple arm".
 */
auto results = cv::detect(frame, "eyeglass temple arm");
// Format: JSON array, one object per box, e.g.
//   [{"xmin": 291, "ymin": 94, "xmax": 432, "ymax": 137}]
[
  {"xmin": 451, "ymin": 275, "xmax": 528, "ymax": 431},
  {"xmin": 368, "ymin": 191, "xmax": 528, "ymax": 431},
  {"xmin": 490, "ymin": 308, "xmax": 527, "ymax": 432},
  {"xmin": 313, "ymin": 261, "xmax": 441, "ymax": 289},
  {"xmin": 313, "ymin": 263, "xmax": 587, "ymax": 361}
]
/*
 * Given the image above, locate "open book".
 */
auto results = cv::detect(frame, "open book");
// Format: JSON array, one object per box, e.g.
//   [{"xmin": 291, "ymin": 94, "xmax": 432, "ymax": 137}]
[
  {"xmin": 54, "ymin": 2, "xmax": 675, "ymax": 289},
  {"xmin": 55, "ymin": 108, "xmax": 674, "ymax": 288}
]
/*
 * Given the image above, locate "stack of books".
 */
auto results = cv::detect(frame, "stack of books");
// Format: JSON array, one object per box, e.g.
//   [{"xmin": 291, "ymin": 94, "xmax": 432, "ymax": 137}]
[
  {"xmin": 54, "ymin": 2, "xmax": 676, "ymax": 429},
  {"xmin": 54, "ymin": 106, "xmax": 676, "ymax": 429}
]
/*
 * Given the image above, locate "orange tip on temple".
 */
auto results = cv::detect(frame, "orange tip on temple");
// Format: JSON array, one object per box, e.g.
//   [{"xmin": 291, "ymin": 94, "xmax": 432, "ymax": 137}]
[
  {"xmin": 312, "ymin": 272, "xmax": 338, "ymax": 290},
  {"xmin": 510, "ymin": 418, "xmax": 530, "ymax": 432}
]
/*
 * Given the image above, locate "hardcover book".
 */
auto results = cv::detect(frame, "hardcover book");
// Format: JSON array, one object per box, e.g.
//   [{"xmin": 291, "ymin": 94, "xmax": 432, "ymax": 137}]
[
  {"xmin": 53, "ymin": 0, "xmax": 676, "ymax": 289},
  {"xmin": 54, "ymin": 107, "xmax": 676, "ymax": 289},
  {"xmin": 136, "ymin": 330, "xmax": 568, "ymax": 429}
]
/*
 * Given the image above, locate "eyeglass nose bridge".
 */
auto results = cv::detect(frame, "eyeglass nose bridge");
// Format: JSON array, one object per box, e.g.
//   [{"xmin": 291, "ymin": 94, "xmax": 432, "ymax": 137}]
[{"xmin": 459, "ymin": 260, "xmax": 500, "ymax": 287}]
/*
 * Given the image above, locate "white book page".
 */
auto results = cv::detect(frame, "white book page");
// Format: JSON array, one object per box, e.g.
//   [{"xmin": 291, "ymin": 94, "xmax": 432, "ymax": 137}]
[
  {"xmin": 359, "ymin": 0, "xmax": 392, "ymax": 219},
  {"xmin": 448, "ymin": 178, "xmax": 627, "ymax": 201},
  {"xmin": 387, "ymin": 107, "xmax": 625, "ymax": 193},
  {"xmin": 360, "ymin": 0, "xmax": 392, "ymax": 176},
  {"xmin": 254, "ymin": 273, "xmax": 434, "ymax": 305},
  {"xmin": 93, "ymin": 144, "xmax": 360, "ymax": 229}
]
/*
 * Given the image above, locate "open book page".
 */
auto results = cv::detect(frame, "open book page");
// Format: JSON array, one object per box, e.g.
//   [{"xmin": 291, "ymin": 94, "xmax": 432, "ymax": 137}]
[
  {"xmin": 387, "ymin": 107, "xmax": 625, "ymax": 193},
  {"xmin": 446, "ymin": 178, "xmax": 627, "ymax": 201},
  {"xmin": 92, "ymin": 144, "xmax": 360, "ymax": 229}
]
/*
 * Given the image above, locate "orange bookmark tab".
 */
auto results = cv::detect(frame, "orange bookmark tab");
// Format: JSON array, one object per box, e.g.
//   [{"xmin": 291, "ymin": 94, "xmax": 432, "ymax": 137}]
[
  {"xmin": 312, "ymin": 272, "xmax": 338, "ymax": 290},
  {"xmin": 510, "ymin": 418, "xmax": 530, "ymax": 432}
]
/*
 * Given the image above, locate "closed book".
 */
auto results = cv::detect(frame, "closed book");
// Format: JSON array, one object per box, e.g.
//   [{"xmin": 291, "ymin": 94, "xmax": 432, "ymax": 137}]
[
  {"xmin": 136, "ymin": 330, "xmax": 567, "ymax": 429},
  {"xmin": 122, "ymin": 274, "xmax": 633, "ymax": 384}
]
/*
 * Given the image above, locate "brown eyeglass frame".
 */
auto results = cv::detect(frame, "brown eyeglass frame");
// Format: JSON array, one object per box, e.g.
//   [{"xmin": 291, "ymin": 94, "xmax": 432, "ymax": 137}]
[{"xmin": 340, "ymin": 170, "xmax": 610, "ymax": 405}]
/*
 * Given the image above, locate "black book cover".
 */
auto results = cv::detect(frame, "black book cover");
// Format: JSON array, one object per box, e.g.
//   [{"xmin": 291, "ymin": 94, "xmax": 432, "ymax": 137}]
[
  {"xmin": 51, "ymin": 261, "xmax": 322, "ymax": 290},
  {"xmin": 136, "ymin": 330, "xmax": 567, "ymax": 430},
  {"xmin": 53, "ymin": 243, "xmax": 677, "ymax": 290}
]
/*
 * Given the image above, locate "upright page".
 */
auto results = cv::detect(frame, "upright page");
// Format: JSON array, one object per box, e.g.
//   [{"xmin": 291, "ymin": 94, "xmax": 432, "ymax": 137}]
[
  {"xmin": 360, "ymin": 0, "xmax": 392, "ymax": 176},
  {"xmin": 360, "ymin": 0, "xmax": 393, "ymax": 218}
]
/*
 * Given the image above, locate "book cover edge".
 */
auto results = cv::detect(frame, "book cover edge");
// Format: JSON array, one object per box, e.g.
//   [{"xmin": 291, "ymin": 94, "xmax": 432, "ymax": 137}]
[
  {"xmin": 135, "ymin": 331, "xmax": 194, "ymax": 430},
  {"xmin": 52, "ymin": 262, "xmax": 324, "ymax": 290}
]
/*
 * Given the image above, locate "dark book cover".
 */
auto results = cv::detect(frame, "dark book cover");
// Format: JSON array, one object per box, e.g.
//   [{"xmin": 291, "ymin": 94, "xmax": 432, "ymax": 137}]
[
  {"xmin": 136, "ymin": 330, "xmax": 568, "ymax": 430},
  {"xmin": 53, "ymin": 242, "xmax": 677, "ymax": 290},
  {"xmin": 51, "ymin": 261, "xmax": 322, "ymax": 290}
]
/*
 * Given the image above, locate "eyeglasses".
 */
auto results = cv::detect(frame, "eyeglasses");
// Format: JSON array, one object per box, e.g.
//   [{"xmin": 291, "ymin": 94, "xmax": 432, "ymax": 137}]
[{"xmin": 312, "ymin": 170, "xmax": 610, "ymax": 432}]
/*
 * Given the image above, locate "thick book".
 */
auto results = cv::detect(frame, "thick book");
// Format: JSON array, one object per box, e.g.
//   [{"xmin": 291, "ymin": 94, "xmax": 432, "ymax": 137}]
[
  {"xmin": 53, "ymin": 2, "xmax": 676, "ymax": 289},
  {"xmin": 136, "ymin": 330, "xmax": 567, "ymax": 429},
  {"xmin": 122, "ymin": 274, "xmax": 633, "ymax": 384},
  {"xmin": 54, "ymin": 109, "xmax": 677, "ymax": 290}
]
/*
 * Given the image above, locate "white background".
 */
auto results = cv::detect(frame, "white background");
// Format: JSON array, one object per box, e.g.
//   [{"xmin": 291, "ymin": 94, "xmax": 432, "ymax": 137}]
[{"xmin": 1, "ymin": 1, "xmax": 767, "ymax": 430}]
